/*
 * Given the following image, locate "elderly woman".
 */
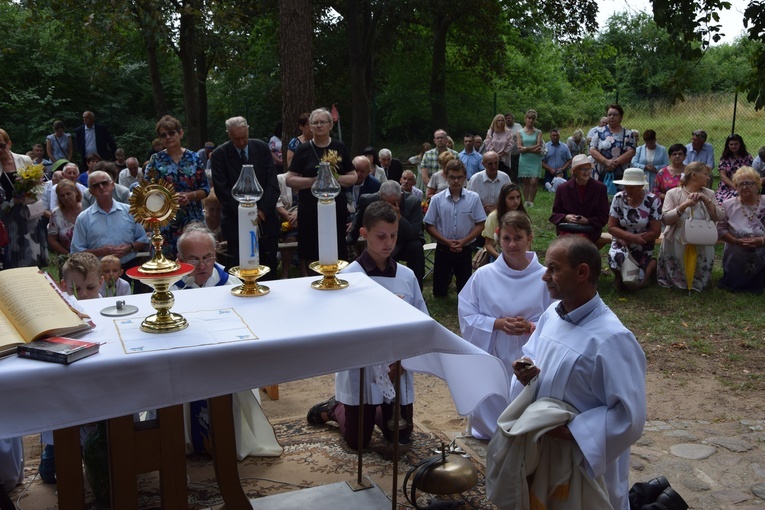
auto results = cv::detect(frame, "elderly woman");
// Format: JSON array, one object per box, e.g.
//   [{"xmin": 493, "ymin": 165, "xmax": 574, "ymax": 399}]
[
  {"xmin": 566, "ymin": 129, "xmax": 588, "ymax": 157},
  {"xmin": 426, "ymin": 150, "xmax": 457, "ymax": 198},
  {"xmin": 144, "ymin": 115, "xmax": 210, "ymax": 257},
  {"xmin": 459, "ymin": 211, "xmax": 552, "ymax": 439},
  {"xmin": 631, "ymin": 129, "xmax": 669, "ymax": 192},
  {"xmin": 550, "ymin": 154, "xmax": 610, "ymax": 245},
  {"xmin": 652, "ymin": 143, "xmax": 687, "ymax": 203},
  {"xmin": 715, "ymin": 134, "xmax": 753, "ymax": 204},
  {"xmin": 657, "ymin": 162, "xmax": 723, "ymax": 292},
  {"xmin": 589, "ymin": 104, "xmax": 636, "ymax": 183},
  {"xmin": 717, "ymin": 166, "xmax": 765, "ymax": 293},
  {"xmin": 0, "ymin": 128, "xmax": 48, "ymax": 269},
  {"xmin": 286, "ymin": 107, "xmax": 357, "ymax": 266},
  {"xmin": 485, "ymin": 114, "xmax": 513, "ymax": 174},
  {"xmin": 607, "ymin": 168, "xmax": 662, "ymax": 289}
]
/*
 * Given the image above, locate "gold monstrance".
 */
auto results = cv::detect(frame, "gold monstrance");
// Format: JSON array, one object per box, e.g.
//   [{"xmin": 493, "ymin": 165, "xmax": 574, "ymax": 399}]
[{"xmin": 127, "ymin": 172, "xmax": 193, "ymax": 333}]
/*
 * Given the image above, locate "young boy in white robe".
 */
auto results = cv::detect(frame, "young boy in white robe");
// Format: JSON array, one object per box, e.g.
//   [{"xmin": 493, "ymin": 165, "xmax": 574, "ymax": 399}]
[{"xmin": 307, "ymin": 201, "xmax": 428, "ymax": 450}]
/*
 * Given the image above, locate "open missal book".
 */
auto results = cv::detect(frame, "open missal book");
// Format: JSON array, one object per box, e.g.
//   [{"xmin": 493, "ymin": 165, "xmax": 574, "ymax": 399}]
[{"xmin": 0, "ymin": 267, "xmax": 93, "ymax": 358}]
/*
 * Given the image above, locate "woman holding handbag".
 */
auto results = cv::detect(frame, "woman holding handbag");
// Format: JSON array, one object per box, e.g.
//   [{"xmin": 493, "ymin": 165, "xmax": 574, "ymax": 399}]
[
  {"xmin": 607, "ymin": 168, "xmax": 662, "ymax": 290},
  {"xmin": 657, "ymin": 162, "xmax": 723, "ymax": 292},
  {"xmin": 717, "ymin": 166, "xmax": 765, "ymax": 293}
]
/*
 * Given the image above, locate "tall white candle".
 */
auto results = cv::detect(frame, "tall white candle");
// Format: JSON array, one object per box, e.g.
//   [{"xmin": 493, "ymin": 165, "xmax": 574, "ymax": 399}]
[
  {"xmin": 238, "ymin": 204, "xmax": 259, "ymax": 270},
  {"xmin": 317, "ymin": 200, "xmax": 338, "ymax": 266}
]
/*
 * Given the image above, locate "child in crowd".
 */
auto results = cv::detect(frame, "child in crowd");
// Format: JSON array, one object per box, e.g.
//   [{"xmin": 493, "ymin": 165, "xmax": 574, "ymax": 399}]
[
  {"xmin": 40, "ymin": 252, "xmax": 103, "ymax": 483},
  {"xmin": 545, "ymin": 171, "xmax": 567, "ymax": 193},
  {"xmin": 60, "ymin": 252, "xmax": 103, "ymax": 300},
  {"xmin": 100, "ymin": 254, "xmax": 131, "ymax": 297},
  {"xmin": 307, "ymin": 201, "xmax": 428, "ymax": 452},
  {"xmin": 424, "ymin": 159, "xmax": 486, "ymax": 297}
]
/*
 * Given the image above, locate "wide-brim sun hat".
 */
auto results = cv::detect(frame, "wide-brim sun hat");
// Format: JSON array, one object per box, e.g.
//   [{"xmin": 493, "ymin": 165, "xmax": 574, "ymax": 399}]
[
  {"xmin": 570, "ymin": 154, "xmax": 592, "ymax": 172},
  {"xmin": 613, "ymin": 168, "xmax": 648, "ymax": 186}
]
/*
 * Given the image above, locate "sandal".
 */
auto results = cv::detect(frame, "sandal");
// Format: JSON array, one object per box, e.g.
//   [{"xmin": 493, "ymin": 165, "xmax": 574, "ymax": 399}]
[{"xmin": 307, "ymin": 397, "xmax": 335, "ymax": 425}]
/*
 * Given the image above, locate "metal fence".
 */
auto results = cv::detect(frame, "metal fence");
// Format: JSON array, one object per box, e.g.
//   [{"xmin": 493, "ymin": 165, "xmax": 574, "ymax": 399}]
[{"xmin": 357, "ymin": 91, "xmax": 764, "ymax": 172}]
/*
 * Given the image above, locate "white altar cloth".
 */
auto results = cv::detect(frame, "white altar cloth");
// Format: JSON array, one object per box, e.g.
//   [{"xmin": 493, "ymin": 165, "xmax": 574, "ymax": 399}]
[{"xmin": 0, "ymin": 273, "xmax": 508, "ymax": 440}]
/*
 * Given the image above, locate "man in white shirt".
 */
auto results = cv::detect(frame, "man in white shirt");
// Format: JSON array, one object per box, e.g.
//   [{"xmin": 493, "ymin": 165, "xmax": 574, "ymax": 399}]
[
  {"xmin": 468, "ymin": 150, "xmax": 510, "ymax": 215},
  {"xmin": 118, "ymin": 157, "xmax": 143, "ymax": 188}
]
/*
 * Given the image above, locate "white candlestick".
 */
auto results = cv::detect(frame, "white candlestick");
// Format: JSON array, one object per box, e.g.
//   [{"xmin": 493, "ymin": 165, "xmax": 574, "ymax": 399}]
[
  {"xmin": 317, "ymin": 200, "xmax": 338, "ymax": 266},
  {"xmin": 238, "ymin": 204, "xmax": 259, "ymax": 270}
]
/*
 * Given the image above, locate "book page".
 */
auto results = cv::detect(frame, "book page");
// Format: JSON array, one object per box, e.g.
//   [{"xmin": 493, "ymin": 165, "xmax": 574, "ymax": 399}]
[
  {"xmin": 0, "ymin": 314, "xmax": 24, "ymax": 352},
  {"xmin": 0, "ymin": 267, "xmax": 86, "ymax": 342}
]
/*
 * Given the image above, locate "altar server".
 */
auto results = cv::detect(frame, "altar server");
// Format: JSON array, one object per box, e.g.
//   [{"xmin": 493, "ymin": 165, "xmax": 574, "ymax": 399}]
[
  {"xmin": 308, "ymin": 201, "xmax": 428, "ymax": 451},
  {"xmin": 171, "ymin": 224, "xmax": 280, "ymax": 460},
  {"xmin": 503, "ymin": 235, "xmax": 646, "ymax": 510},
  {"xmin": 457, "ymin": 211, "xmax": 553, "ymax": 439}
]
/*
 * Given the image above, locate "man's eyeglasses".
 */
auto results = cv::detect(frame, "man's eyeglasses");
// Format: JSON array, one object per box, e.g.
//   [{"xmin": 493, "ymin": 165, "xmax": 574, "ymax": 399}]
[
  {"xmin": 158, "ymin": 130, "xmax": 177, "ymax": 139},
  {"xmin": 90, "ymin": 180, "xmax": 111, "ymax": 189},
  {"xmin": 205, "ymin": 145, "xmax": 214, "ymax": 150},
  {"xmin": 310, "ymin": 120, "xmax": 330, "ymax": 126},
  {"xmin": 446, "ymin": 175, "xmax": 466, "ymax": 181},
  {"xmin": 186, "ymin": 255, "xmax": 215, "ymax": 267},
  {"xmin": 0, "ymin": 143, "xmax": 7, "ymax": 149}
]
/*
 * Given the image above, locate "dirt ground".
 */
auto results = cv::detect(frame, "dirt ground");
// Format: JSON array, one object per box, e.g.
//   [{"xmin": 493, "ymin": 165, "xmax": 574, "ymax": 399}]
[{"xmin": 261, "ymin": 369, "xmax": 765, "ymax": 436}]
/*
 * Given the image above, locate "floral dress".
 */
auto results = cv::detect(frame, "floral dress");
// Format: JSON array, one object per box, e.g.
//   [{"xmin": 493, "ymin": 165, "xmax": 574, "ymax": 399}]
[
  {"xmin": 589, "ymin": 126, "xmax": 636, "ymax": 180},
  {"xmin": 652, "ymin": 166, "xmax": 683, "ymax": 202},
  {"xmin": 714, "ymin": 154, "xmax": 753, "ymax": 204},
  {"xmin": 608, "ymin": 191, "xmax": 661, "ymax": 280},
  {"xmin": 717, "ymin": 196, "xmax": 765, "ymax": 293},
  {"xmin": 144, "ymin": 149, "xmax": 209, "ymax": 257}
]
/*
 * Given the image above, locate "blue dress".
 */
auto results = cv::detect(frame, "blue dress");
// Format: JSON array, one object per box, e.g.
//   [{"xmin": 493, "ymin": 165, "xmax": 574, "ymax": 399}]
[
  {"xmin": 144, "ymin": 149, "xmax": 210, "ymax": 257},
  {"xmin": 517, "ymin": 129, "xmax": 542, "ymax": 179}
]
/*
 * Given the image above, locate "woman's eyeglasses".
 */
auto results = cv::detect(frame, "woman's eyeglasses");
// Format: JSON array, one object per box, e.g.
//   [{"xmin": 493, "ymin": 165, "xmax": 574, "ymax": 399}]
[{"xmin": 158, "ymin": 130, "xmax": 177, "ymax": 139}]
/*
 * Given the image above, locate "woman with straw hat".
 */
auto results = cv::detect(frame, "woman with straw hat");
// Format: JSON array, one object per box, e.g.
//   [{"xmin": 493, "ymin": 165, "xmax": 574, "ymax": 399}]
[{"xmin": 607, "ymin": 168, "xmax": 662, "ymax": 289}]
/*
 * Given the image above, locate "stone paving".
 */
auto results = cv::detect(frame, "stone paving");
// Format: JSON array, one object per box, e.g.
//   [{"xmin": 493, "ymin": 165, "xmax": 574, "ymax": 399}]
[{"xmin": 450, "ymin": 419, "xmax": 765, "ymax": 509}]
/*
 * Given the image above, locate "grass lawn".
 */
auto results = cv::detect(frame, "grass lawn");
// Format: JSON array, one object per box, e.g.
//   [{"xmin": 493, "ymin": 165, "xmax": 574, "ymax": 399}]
[{"xmin": 422, "ymin": 188, "xmax": 765, "ymax": 393}]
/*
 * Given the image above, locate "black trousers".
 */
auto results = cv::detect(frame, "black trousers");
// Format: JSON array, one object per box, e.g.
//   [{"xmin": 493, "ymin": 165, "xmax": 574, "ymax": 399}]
[
  {"xmin": 393, "ymin": 238, "xmax": 425, "ymax": 289},
  {"xmin": 432, "ymin": 243, "xmax": 472, "ymax": 297}
]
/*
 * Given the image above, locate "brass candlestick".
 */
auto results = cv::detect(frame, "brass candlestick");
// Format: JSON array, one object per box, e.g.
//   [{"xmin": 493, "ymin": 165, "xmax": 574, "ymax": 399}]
[
  {"xmin": 128, "ymin": 175, "xmax": 191, "ymax": 333},
  {"xmin": 228, "ymin": 265, "xmax": 270, "ymax": 297},
  {"xmin": 309, "ymin": 260, "xmax": 349, "ymax": 290}
]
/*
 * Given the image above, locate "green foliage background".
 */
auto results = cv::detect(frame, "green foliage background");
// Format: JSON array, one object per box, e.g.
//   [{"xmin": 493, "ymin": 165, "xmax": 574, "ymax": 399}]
[{"xmin": 1, "ymin": 2, "xmax": 763, "ymax": 162}]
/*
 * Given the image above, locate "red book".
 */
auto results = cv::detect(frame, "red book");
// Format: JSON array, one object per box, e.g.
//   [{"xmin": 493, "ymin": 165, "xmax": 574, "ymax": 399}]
[{"xmin": 17, "ymin": 336, "xmax": 100, "ymax": 365}]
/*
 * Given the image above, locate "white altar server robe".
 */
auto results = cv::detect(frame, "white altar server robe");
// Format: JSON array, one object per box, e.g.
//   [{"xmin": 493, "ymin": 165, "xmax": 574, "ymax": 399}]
[
  {"xmin": 510, "ymin": 295, "xmax": 646, "ymax": 510},
  {"xmin": 458, "ymin": 251, "xmax": 553, "ymax": 438}
]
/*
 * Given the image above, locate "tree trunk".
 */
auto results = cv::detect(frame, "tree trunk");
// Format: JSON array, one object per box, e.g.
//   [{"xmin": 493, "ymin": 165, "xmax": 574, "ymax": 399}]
[
  {"xmin": 429, "ymin": 13, "xmax": 451, "ymax": 130},
  {"xmin": 195, "ymin": 49, "xmax": 210, "ymax": 143},
  {"xmin": 346, "ymin": 0, "xmax": 371, "ymax": 155},
  {"xmin": 278, "ymin": 0, "xmax": 315, "ymax": 161},
  {"xmin": 179, "ymin": 7, "xmax": 201, "ymax": 149},
  {"xmin": 142, "ymin": 27, "xmax": 168, "ymax": 118}
]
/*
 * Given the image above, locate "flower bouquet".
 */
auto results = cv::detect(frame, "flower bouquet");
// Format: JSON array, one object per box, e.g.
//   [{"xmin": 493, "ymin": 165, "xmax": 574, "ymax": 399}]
[{"xmin": 13, "ymin": 163, "xmax": 46, "ymax": 220}]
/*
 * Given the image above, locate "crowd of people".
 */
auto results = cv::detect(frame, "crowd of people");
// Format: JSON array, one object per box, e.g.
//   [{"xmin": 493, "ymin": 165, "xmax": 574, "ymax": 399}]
[{"xmin": 2, "ymin": 102, "xmax": 764, "ymax": 509}]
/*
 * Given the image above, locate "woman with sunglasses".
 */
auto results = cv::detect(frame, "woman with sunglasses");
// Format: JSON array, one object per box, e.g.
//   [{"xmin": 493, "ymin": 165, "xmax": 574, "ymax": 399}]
[
  {"xmin": 0, "ymin": 128, "xmax": 48, "ymax": 269},
  {"xmin": 144, "ymin": 115, "xmax": 210, "ymax": 258},
  {"xmin": 717, "ymin": 166, "xmax": 765, "ymax": 293},
  {"xmin": 715, "ymin": 134, "xmax": 752, "ymax": 204}
]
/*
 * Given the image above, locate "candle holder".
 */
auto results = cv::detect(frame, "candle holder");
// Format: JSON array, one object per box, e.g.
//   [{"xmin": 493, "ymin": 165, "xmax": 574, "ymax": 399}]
[
  {"xmin": 228, "ymin": 265, "xmax": 271, "ymax": 297},
  {"xmin": 128, "ymin": 173, "xmax": 191, "ymax": 333},
  {"xmin": 309, "ymin": 260, "xmax": 349, "ymax": 290}
]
